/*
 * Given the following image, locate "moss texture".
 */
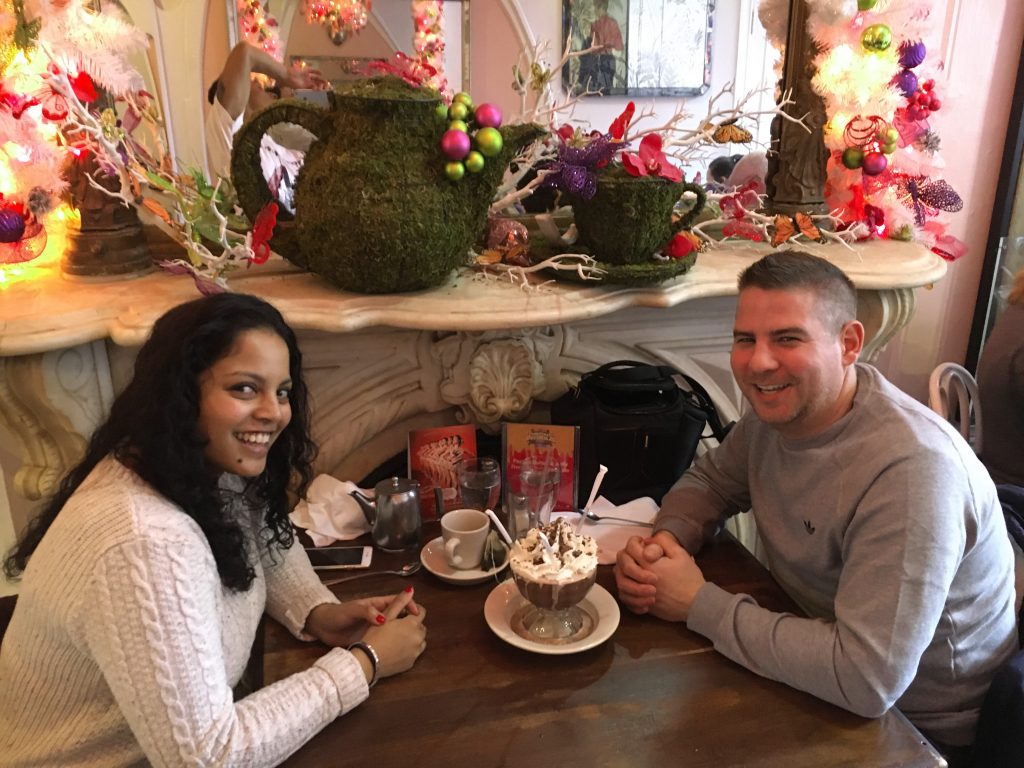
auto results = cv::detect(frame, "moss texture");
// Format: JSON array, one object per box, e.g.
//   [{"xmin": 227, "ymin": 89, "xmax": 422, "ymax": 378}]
[
  {"xmin": 569, "ymin": 168, "xmax": 707, "ymax": 265},
  {"xmin": 232, "ymin": 77, "xmax": 543, "ymax": 294}
]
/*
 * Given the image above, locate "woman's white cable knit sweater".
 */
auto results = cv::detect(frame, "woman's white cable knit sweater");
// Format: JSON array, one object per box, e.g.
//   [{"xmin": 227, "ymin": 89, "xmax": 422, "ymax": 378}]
[{"xmin": 0, "ymin": 458, "xmax": 368, "ymax": 767}]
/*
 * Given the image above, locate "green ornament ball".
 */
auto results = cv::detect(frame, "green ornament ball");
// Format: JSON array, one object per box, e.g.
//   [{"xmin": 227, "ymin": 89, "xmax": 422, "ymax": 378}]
[
  {"xmin": 881, "ymin": 140, "xmax": 898, "ymax": 155},
  {"xmin": 857, "ymin": 0, "xmax": 878, "ymax": 10},
  {"xmin": 464, "ymin": 150, "xmax": 486, "ymax": 173},
  {"xmin": 445, "ymin": 161, "xmax": 466, "ymax": 182},
  {"xmin": 435, "ymin": 103, "xmax": 449, "ymax": 122},
  {"xmin": 448, "ymin": 119, "xmax": 469, "ymax": 133},
  {"xmin": 879, "ymin": 127, "xmax": 900, "ymax": 145},
  {"xmin": 448, "ymin": 102, "xmax": 469, "ymax": 122},
  {"xmin": 475, "ymin": 126, "xmax": 504, "ymax": 157},
  {"xmin": 861, "ymin": 23, "xmax": 892, "ymax": 52},
  {"xmin": 841, "ymin": 147, "xmax": 864, "ymax": 170},
  {"xmin": 453, "ymin": 92, "xmax": 474, "ymax": 107}
]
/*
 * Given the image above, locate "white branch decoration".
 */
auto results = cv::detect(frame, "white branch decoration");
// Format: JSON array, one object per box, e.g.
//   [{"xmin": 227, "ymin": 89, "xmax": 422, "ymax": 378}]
[{"xmin": 472, "ymin": 253, "xmax": 606, "ymax": 290}]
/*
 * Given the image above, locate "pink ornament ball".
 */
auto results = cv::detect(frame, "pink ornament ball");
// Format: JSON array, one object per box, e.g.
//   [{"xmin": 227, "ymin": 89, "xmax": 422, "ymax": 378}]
[
  {"xmin": 441, "ymin": 129, "xmax": 472, "ymax": 161},
  {"xmin": 861, "ymin": 151, "xmax": 888, "ymax": 176},
  {"xmin": 474, "ymin": 103, "xmax": 503, "ymax": 129}
]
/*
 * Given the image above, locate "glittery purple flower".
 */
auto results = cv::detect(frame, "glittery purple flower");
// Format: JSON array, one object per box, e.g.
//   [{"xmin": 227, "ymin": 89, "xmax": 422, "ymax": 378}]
[{"xmin": 539, "ymin": 134, "xmax": 620, "ymax": 199}]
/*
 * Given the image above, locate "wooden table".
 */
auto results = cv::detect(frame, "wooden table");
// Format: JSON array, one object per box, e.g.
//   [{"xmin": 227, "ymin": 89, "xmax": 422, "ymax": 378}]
[{"xmin": 264, "ymin": 527, "xmax": 945, "ymax": 768}]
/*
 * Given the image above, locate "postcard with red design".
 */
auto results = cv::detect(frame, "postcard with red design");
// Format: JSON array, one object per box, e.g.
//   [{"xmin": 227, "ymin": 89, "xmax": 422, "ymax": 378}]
[{"xmin": 407, "ymin": 424, "xmax": 477, "ymax": 520}]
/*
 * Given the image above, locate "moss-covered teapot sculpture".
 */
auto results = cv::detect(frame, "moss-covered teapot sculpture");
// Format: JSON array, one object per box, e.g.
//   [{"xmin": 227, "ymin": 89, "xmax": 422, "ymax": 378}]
[{"xmin": 231, "ymin": 76, "xmax": 543, "ymax": 294}]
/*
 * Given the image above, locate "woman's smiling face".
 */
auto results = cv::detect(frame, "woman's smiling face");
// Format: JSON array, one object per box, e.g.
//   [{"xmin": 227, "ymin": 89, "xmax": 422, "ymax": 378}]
[{"xmin": 197, "ymin": 328, "xmax": 292, "ymax": 477}]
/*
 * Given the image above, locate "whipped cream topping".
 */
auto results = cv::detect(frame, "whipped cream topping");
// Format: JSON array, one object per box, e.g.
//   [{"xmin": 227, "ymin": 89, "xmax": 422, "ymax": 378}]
[{"xmin": 510, "ymin": 518, "xmax": 598, "ymax": 583}]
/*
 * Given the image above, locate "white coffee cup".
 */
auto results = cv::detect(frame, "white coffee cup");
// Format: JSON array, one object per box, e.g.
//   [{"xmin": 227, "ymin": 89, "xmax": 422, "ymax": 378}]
[{"xmin": 441, "ymin": 508, "xmax": 490, "ymax": 570}]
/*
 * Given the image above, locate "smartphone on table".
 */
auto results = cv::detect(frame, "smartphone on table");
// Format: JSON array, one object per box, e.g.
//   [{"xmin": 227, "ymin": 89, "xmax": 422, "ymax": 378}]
[{"xmin": 306, "ymin": 546, "xmax": 373, "ymax": 570}]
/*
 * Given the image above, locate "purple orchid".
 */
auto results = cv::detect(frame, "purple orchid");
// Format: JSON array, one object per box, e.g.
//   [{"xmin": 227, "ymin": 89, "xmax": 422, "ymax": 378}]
[{"xmin": 539, "ymin": 134, "xmax": 619, "ymax": 200}]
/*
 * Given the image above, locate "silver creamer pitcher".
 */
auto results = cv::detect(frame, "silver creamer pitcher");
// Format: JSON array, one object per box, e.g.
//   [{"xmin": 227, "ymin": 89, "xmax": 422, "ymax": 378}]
[{"xmin": 350, "ymin": 477, "xmax": 423, "ymax": 552}]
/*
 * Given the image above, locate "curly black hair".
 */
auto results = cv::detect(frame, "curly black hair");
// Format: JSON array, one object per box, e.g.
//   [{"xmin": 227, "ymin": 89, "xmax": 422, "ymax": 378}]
[{"xmin": 4, "ymin": 293, "xmax": 318, "ymax": 591}]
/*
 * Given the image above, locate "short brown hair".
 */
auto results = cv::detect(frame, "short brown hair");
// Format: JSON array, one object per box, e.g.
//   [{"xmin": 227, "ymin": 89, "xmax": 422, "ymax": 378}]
[{"xmin": 738, "ymin": 250, "xmax": 858, "ymax": 333}]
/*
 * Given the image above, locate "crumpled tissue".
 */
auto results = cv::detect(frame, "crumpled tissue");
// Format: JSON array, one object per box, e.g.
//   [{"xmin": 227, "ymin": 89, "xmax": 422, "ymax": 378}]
[{"xmin": 290, "ymin": 474, "xmax": 373, "ymax": 547}]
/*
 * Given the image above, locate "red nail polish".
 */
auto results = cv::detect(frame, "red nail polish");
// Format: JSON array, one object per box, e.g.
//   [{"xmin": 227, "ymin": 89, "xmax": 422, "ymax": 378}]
[
  {"xmin": 375, "ymin": 615, "xmax": 386, "ymax": 624},
  {"xmin": 404, "ymin": 586, "xmax": 414, "ymax": 593}
]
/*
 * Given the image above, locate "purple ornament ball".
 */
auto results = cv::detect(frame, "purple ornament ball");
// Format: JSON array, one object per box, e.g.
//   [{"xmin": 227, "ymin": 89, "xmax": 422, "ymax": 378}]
[
  {"xmin": 0, "ymin": 208, "xmax": 26, "ymax": 244},
  {"xmin": 898, "ymin": 40, "xmax": 926, "ymax": 69},
  {"xmin": 861, "ymin": 151, "xmax": 888, "ymax": 176},
  {"xmin": 474, "ymin": 103, "xmax": 503, "ymax": 129},
  {"xmin": 440, "ymin": 128, "xmax": 472, "ymax": 161},
  {"xmin": 895, "ymin": 69, "xmax": 919, "ymax": 98}
]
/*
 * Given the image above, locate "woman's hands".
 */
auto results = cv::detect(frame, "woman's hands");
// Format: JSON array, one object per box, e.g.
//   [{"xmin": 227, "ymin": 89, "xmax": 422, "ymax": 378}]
[
  {"xmin": 305, "ymin": 589, "xmax": 427, "ymax": 682},
  {"xmin": 360, "ymin": 589, "xmax": 428, "ymax": 680}
]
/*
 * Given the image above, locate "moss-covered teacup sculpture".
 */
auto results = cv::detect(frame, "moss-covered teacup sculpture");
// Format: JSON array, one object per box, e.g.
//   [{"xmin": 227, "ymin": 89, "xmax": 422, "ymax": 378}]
[
  {"xmin": 231, "ymin": 76, "xmax": 543, "ymax": 294},
  {"xmin": 569, "ymin": 165, "xmax": 707, "ymax": 266}
]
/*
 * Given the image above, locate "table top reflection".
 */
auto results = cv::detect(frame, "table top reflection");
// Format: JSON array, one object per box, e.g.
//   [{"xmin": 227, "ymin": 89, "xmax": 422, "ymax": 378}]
[{"xmin": 265, "ymin": 526, "xmax": 944, "ymax": 768}]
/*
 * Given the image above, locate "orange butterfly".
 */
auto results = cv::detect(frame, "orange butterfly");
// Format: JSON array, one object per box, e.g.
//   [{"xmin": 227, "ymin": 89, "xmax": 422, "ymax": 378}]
[
  {"xmin": 771, "ymin": 212, "xmax": 825, "ymax": 247},
  {"xmin": 712, "ymin": 121, "xmax": 753, "ymax": 144}
]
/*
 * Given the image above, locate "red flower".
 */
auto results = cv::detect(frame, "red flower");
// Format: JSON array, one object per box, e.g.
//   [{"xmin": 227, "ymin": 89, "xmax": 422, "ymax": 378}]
[
  {"xmin": 249, "ymin": 202, "xmax": 278, "ymax": 265},
  {"xmin": 69, "ymin": 72, "xmax": 97, "ymax": 104},
  {"xmin": 663, "ymin": 231, "xmax": 702, "ymax": 259},
  {"xmin": 608, "ymin": 101, "xmax": 635, "ymax": 141},
  {"xmin": 621, "ymin": 134, "xmax": 682, "ymax": 183}
]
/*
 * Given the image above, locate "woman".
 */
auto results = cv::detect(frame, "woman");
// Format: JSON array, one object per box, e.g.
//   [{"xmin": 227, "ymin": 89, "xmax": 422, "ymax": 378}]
[
  {"xmin": 978, "ymin": 265, "xmax": 1024, "ymax": 486},
  {"xmin": 0, "ymin": 294, "xmax": 427, "ymax": 766}
]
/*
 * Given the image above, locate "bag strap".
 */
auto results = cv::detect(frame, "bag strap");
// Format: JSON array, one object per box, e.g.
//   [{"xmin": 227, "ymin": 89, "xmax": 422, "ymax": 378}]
[{"xmin": 584, "ymin": 360, "xmax": 677, "ymax": 392}]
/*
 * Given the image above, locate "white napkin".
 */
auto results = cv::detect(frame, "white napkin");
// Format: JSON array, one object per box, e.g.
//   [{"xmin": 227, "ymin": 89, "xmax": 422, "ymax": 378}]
[
  {"xmin": 290, "ymin": 474, "xmax": 373, "ymax": 547},
  {"xmin": 553, "ymin": 496, "xmax": 660, "ymax": 565}
]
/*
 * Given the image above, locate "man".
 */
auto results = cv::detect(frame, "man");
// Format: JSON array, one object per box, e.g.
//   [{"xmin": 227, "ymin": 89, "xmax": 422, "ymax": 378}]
[
  {"xmin": 205, "ymin": 42, "xmax": 327, "ymax": 187},
  {"xmin": 614, "ymin": 251, "xmax": 1017, "ymax": 760}
]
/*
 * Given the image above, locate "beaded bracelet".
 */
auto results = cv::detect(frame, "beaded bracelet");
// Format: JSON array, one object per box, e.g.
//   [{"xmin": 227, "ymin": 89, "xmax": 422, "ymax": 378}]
[{"xmin": 347, "ymin": 641, "xmax": 379, "ymax": 688}]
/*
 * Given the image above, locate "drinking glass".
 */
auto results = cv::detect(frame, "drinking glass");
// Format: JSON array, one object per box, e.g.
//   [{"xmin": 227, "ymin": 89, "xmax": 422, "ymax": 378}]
[
  {"xmin": 506, "ymin": 457, "xmax": 560, "ymax": 539},
  {"xmin": 457, "ymin": 457, "xmax": 501, "ymax": 512}
]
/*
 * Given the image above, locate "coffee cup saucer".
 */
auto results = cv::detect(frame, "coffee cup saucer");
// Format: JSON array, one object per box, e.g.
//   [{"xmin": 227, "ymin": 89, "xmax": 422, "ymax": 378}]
[{"xmin": 420, "ymin": 536, "xmax": 509, "ymax": 585}]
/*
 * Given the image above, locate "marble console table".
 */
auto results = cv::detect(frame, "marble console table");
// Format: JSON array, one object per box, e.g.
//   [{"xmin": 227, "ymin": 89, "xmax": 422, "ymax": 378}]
[{"xmin": 0, "ymin": 238, "xmax": 945, "ymax": 514}]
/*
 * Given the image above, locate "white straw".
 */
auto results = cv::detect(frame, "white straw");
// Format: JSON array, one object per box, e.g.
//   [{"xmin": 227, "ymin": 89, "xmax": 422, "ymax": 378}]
[
  {"xmin": 484, "ymin": 508, "xmax": 514, "ymax": 546},
  {"xmin": 582, "ymin": 464, "xmax": 609, "ymax": 513},
  {"xmin": 537, "ymin": 530, "xmax": 556, "ymax": 557}
]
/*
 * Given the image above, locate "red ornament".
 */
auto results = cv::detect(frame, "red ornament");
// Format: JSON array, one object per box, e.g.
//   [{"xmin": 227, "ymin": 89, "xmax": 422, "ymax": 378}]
[{"xmin": 861, "ymin": 151, "xmax": 888, "ymax": 176}]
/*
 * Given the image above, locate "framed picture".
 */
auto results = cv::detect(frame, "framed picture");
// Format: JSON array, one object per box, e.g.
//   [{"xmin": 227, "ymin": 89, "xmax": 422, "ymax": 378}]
[{"xmin": 562, "ymin": 0, "xmax": 714, "ymax": 98}]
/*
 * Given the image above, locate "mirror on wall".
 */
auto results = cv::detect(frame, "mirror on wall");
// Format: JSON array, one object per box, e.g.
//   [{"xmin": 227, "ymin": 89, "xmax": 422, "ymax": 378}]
[
  {"xmin": 273, "ymin": 0, "xmax": 468, "ymax": 92},
  {"xmin": 968, "ymin": 44, "xmax": 1024, "ymax": 369},
  {"xmin": 562, "ymin": 0, "xmax": 714, "ymax": 98}
]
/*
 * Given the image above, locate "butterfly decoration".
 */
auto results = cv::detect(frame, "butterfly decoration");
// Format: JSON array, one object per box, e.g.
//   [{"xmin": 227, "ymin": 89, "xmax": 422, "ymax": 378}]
[
  {"xmin": 712, "ymin": 120, "xmax": 753, "ymax": 144},
  {"xmin": 771, "ymin": 213, "xmax": 826, "ymax": 247},
  {"xmin": 893, "ymin": 174, "xmax": 963, "ymax": 227}
]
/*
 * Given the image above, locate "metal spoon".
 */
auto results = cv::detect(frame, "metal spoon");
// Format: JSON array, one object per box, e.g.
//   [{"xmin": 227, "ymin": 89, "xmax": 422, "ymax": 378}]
[
  {"xmin": 579, "ymin": 509, "xmax": 654, "ymax": 526},
  {"xmin": 322, "ymin": 561, "xmax": 422, "ymax": 587}
]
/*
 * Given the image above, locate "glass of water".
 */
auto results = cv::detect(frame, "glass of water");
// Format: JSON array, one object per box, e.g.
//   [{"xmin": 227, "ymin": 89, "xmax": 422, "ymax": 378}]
[
  {"xmin": 457, "ymin": 457, "xmax": 501, "ymax": 512},
  {"xmin": 506, "ymin": 457, "xmax": 561, "ymax": 539}
]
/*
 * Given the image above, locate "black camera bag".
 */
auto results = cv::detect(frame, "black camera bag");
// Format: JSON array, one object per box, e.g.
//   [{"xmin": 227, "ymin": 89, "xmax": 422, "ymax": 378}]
[{"xmin": 550, "ymin": 360, "xmax": 730, "ymax": 505}]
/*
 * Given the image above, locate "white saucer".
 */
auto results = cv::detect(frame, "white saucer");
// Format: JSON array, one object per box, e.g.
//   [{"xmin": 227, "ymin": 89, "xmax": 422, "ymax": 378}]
[
  {"xmin": 483, "ymin": 581, "xmax": 620, "ymax": 655},
  {"xmin": 420, "ymin": 536, "xmax": 509, "ymax": 585}
]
